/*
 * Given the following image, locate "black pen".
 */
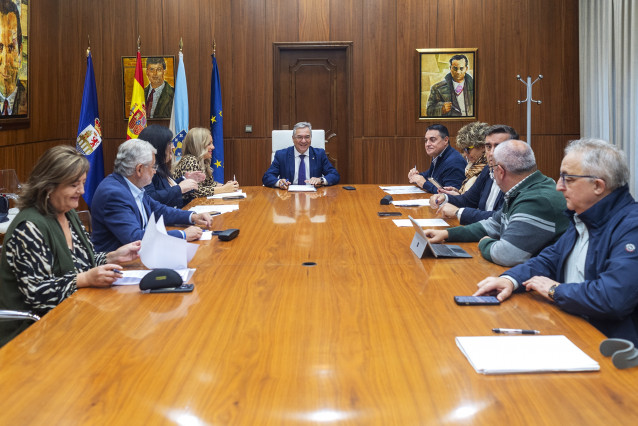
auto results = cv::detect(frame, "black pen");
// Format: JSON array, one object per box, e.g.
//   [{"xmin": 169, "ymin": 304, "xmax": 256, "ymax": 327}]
[{"xmin": 492, "ymin": 328, "xmax": 540, "ymax": 335}]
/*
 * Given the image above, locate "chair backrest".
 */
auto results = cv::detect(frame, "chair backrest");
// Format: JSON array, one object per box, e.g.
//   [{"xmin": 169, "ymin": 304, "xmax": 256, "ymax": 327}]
[
  {"xmin": 77, "ymin": 210, "xmax": 92, "ymax": 235},
  {"xmin": 0, "ymin": 310, "xmax": 40, "ymax": 322},
  {"xmin": 271, "ymin": 129, "xmax": 325, "ymax": 160}
]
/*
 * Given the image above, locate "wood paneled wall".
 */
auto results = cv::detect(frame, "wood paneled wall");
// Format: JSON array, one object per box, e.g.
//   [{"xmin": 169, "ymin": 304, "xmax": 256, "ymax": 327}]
[{"xmin": 0, "ymin": 0, "xmax": 579, "ymax": 188}]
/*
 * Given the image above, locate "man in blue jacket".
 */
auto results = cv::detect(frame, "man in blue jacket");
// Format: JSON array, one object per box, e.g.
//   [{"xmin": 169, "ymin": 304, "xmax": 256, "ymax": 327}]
[
  {"xmin": 474, "ymin": 139, "xmax": 638, "ymax": 345},
  {"xmin": 408, "ymin": 124, "xmax": 466, "ymax": 193},
  {"xmin": 92, "ymin": 139, "xmax": 213, "ymax": 252},
  {"xmin": 429, "ymin": 124, "xmax": 518, "ymax": 224},
  {"xmin": 262, "ymin": 122, "xmax": 340, "ymax": 189}
]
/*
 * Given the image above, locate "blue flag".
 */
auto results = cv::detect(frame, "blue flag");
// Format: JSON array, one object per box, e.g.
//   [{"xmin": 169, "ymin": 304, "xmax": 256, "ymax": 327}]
[
  {"xmin": 169, "ymin": 50, "xmax": 189, "ymax": 160},
  {"xmin": 211, "ymin": 55, "xmax": 224, "ymax": 182},
  {"xmin": 76, "ymin": 51, "xmax": 104, "ymax": 208}
]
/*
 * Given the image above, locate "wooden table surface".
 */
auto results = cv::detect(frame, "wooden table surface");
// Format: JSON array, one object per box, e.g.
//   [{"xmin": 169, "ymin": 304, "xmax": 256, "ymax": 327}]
[{"xmin": 0, "ymin": 185, "xmax": 637, "ymax": 425}]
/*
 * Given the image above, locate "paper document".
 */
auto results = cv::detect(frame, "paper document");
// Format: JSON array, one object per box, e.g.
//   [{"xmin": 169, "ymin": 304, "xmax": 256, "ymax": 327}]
[
  {"xmin": 114, "ymin": 269, "xmax": 195, "ymax": 286},
  {"xmin": 391, "ymin": 198, "xmax": 430, "ymax": 207},
  {"xmin": 207, "ymin": 190, "xmax": 246, "ymax": 199},
  {"xmin": 456, "ymin": 335, "xmax": 600, "ymax": 374},
  {"xmin": 288, "ymin": 185, "xmax": 317, "ymax": 192},
  {"xmin": 138, "ymin": 214, "xmax": 199, "ymax": 269},
  {"xmin": 380, "ymin": 185, "xmax": 425, "ymax": 195},
  {"xmin": 393, "ymin": 218, "xmax": 449, "ymax": 227},
  {"xmin": 189, "ymin": 204, "xmax": 239, "ymax": 215}
]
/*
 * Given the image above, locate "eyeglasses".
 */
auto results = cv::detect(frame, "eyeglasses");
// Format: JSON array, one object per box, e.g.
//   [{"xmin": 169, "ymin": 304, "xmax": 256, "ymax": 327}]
[
  {"xmin": 559, "ymin": 172, "xmax": 599, "ymax": 186},
  {"xmin": 463, "ymin": 145, "xmax": 475, "ymax": 154},
  {"xmin": 294, "ymin": 135, "xmax": 311, "ymax": 141},
  {"xmin": 489, "ymin": 164, "xmax": 502, "ymax": 173},
  {"xmin": 145, "ymin": 163, "xmax": 158, "ymax": 171}
]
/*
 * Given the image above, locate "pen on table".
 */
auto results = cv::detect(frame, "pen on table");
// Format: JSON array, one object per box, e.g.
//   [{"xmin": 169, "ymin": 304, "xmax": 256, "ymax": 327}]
[
  {"xmin": 435, "ymin": 199, "xmax": 446, "ymax": 215},
  {"xmin": 492, "ymin": 328, "xmax": 540, "ymax": 335}
]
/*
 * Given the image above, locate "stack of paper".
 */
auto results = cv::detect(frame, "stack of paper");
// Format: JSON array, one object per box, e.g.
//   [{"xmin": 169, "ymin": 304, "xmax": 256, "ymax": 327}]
[
  {"xmin": 379, "ymin": 185, "xmax": 425, "ymax": 195},
  {"xmin": 288, "ymin": 185, "xmax": 317, "ymax": 192},
  {"xmin": 391, "ymin": 198, "xmax": 430, "ymax": 207},
  {"xmin": 393, "ymin": 218, "xmax": 449, "ymax": 227},
  {"xmin": 138, "ymin": 214, "xmax": 199, "ymax": 269},
  {"xmin": 456, "ymin": 335, "xmax": 600, "ymax": 374},
  {"xmin": 188, "ymin": 204, "xmax": 239, "ymax": 215},
  {"xmin": 207, "ymin": 190, "xmax": 246, "ymax": 199}
]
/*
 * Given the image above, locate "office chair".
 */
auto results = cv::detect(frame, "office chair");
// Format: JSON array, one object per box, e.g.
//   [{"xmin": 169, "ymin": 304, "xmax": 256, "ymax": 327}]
[
  {"xmin": 76, "ymin": 210, "xmax": 92, "ymax": 235},
  {"xmin": 271, "ymin": 129, "xmax": 326, "ymax": 160},
  {"xmin": 0, "ymin": 310, "xmax": 40, "ymax": 322}
]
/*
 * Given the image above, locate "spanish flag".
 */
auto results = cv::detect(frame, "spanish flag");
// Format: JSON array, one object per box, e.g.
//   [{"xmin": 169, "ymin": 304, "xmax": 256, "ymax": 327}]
[{"xmin": 127, "ymin": 51, "xmax": 146, "ymax": 139}]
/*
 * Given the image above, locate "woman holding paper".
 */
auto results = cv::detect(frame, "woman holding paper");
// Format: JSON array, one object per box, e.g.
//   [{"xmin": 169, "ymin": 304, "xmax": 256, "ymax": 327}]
[
  {"xmin": 140, "ymin": 125, "xmax": 203, "ymax": 208},
  {"xmin": 173, "ymin": 127, "xmax": 238, "ymax": 204},
  {"xmin": 0, "ymin": 146, "xmax": 141, "ymax": 347}
]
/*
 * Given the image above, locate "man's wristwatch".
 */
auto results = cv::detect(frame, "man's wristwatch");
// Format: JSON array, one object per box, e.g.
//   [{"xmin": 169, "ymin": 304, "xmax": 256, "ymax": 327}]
[{"xmin": 548, "ymin": 284, "xmax": 558, "ymax": 300}]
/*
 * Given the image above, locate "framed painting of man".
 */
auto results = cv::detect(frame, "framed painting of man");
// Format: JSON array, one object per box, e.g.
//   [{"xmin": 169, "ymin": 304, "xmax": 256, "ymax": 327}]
[
  {"xmin": 418, "ymin": 48, "xmax": 477, "ymax": 121},
  {"xmin": 121, "ymin": 55, "xmax": 175, "ymax": 120},
  {"xmin": 0, "ymin": 0, "xmax": 29, "ymax": 127}
]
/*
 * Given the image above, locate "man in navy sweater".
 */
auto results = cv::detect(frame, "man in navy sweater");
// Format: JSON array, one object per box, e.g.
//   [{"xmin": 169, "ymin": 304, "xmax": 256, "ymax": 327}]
[{"xmin": 408, "ymin": 124, "xmax": 466, "ymax": 193}]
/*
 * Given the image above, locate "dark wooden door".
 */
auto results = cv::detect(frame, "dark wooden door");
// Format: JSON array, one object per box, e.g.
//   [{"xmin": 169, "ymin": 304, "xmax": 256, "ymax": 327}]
[{"xmin": 274, "ymin": 42, "xmax": 352, "ymax": 183}]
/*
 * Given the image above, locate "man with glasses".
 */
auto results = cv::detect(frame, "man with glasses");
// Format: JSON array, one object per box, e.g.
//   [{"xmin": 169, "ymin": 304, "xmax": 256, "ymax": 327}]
[
  {"xmin": 424, "ymin": 140, "xmax": 568, "ymax": 266},
  {"xmin": 263, "ymin": 122, "xmax": 340, "ymax": 189},
  {"xmin": 429, "ymin": 124, "xmax": 517, "ymax": 224},
  {"xmin": 408, "ymin": 124, "xmax": 466, "ymax": 193},
  {"xmin": 91, "ymin": 139, "xmax": 213, "ymax": 252},
  {"xmin": 474, "ymin": 139, "xmax": 638, "ymax": 344}
]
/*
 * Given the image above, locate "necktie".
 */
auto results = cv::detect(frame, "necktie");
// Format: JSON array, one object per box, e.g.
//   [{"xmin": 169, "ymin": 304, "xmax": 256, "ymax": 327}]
[
  {"xmin": 298, "ymin": 155, "xmax": 307, "ymax": 185},
  {"xmin": 2, "ymin": 99, "xmax": 8, "ymax": 116},
  {"xmin": 455, "ymin": 84, "xmax": 464, "ymax": 95},
  {"xmin": 147, "ymin": 89, "xmax": 155, "ymax": 115}
]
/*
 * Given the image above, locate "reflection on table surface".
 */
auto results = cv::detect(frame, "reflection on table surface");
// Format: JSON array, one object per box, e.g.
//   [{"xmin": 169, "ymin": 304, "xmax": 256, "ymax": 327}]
[{"xmin": 0, "ymin": 185, "xmax": 637, "ymax": 425}]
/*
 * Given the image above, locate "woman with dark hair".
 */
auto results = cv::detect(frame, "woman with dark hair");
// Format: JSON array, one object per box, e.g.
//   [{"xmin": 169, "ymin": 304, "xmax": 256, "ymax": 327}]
[
  {"xmin": 173, "ymin": 127, "xmax": 238, "ymax": 204},
  {"xmin": 140, "ymin": 125, "xmax": 202, "ymax": 208},
  {"xmin": 0, "ymin": 145, "xmax": 140, "ymax": 347}
]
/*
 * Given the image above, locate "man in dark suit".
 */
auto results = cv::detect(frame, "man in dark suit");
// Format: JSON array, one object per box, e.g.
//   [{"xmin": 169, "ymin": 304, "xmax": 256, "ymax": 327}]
[
  {"xmin": 262, "ymin": 122, "xmax": 340, "ymax": 189},
  {"xmin": 144, "ymin": 57, "xmax": 174, "ymax": 118},
  {"xmin": 91, "ymin": 139, "xmax": 212, "ymax": 252},
  {"xmin": 429, "ymin": 124, "xmax": 518, "ymax": 224}
]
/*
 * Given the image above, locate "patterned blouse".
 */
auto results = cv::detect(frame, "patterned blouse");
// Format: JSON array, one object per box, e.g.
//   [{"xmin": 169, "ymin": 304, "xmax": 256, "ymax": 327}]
[
  {"xmin": 172, "ymin": 154, "xmax": 219, "ymax": 201},
  {"xmin": 4, "ymin": 220, "xmax": 107, "ymax": 315}
]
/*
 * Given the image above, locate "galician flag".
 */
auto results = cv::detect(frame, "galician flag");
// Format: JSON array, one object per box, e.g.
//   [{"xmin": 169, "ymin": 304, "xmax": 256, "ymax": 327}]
[
  {"xmin": 169, "ymin": 50, "xmax": 189, "ymax": 160},
  {"xmin": 127, "ymin": 51, "xmax": 146, "ymax": 139},
  {"xmin": 210, "ymin": 54, "xmax": 224, "ymax": 182},
  {"xmin": 76, "ymin": 50, "xmax": 103, "ymax": 208}
]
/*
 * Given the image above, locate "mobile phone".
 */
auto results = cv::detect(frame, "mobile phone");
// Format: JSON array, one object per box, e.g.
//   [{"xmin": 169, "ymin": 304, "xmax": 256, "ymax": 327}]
[
  {"xmin": 148, "ymin": 284, "xmax": 194, "ymax": 294},
  {"xmin": 454, "ymin": 296, "xmax": 500, "ymax": 305},
  {"xmin": 427, "ymin": 177, "xmax": 442, "ymax": 189},
  {"xmin": 342, "ymin": 186, "xmax": 356, "ymax": 190},
  {"xmin": 377, "ymin": 212, "xmax": 402, "ymax": 217}
]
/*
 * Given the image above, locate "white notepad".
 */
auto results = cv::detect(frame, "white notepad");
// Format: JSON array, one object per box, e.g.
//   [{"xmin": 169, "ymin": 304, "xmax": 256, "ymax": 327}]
[{"xmin": 456, "ymin": 335, "xmax": 600, "ymax": 374}]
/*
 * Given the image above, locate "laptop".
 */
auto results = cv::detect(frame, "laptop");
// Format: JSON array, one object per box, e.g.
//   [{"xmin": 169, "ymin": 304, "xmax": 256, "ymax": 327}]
[{"xmin": 408, "ymin": 215, "xmax": 472, "ymax": 258}]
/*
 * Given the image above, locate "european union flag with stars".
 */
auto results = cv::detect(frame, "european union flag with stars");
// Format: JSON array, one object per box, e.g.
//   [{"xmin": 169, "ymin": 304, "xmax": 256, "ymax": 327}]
[{"xmin": 211, "ymin": 54, "xmax": 224, "ymax": 182}]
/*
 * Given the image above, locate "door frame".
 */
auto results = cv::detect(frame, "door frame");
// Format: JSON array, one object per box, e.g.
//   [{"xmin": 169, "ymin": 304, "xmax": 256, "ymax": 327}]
[{"xmin": 273, "ymin": 42, "xmax": 354, "ymax": 181}]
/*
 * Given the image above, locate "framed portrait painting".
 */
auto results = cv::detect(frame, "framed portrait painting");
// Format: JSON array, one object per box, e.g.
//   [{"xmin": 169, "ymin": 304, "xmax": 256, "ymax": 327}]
[
  {"xmin": 121, "ymin": 55, "xmax": 175, "ymax": 120},
  {"xmin": 418, "ymin": 48, "xmax": 477, "ymax": 121},
  {"xmin": 0, "ymin": 0, "xmax": 29, "ymax": 127}
]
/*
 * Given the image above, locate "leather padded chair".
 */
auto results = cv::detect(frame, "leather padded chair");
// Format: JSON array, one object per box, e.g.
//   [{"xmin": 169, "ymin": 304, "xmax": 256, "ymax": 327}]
[{"xmin": 271, "ymin": 129, "xmax": 325, "ymax": 161}]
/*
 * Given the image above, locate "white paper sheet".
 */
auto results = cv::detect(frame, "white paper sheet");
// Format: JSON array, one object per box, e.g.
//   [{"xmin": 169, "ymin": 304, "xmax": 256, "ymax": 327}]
[
  {"xmin": 288, "ymin": 185, "xmax": 317, "ymax": 192},
  {"xmin": 138, "ymin": 214, "xmax": 199, "ymax": 269},
  {"xmin": 393, "ymin": 218, "xmax": 449, "ymax": 227},
  {"xmin": 207, "ymin": 190, "xmax": 246, "ymax": 199},
  {"xmin": 113, "ymin": 268, "xmax": 196, "ymax": 286},
  {"xmin": 188, "ymin": 204, "xmax": 239, "ymax": 215},
  {"xmin": 379, "ymin": 185, "xmax": 426, "ymax": 195},
  {"xmin": 391, "ymin": 198, "xmax": 430, "ymax": 206},
  {"xmin": 456, "ymin": 335, "xmax": 600, "ymax": 374}
]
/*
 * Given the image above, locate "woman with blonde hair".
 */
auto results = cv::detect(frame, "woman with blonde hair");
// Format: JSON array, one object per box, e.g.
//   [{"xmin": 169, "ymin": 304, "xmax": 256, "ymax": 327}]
[
  {"xmin": 452, "ymin": 121, "xmax": 489, "ymax": 193},
  {"xmin": 0, "ymin": 145, "xmax": 140, "ymax": 347},
  {"xmin": 173, "ymin": 127, "xmax": 238, "ymax": 204}
]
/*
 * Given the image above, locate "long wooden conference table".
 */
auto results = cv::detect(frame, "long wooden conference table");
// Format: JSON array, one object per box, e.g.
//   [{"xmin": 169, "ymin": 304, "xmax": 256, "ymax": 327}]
[{"xmin": 0, "ymin": 185, "xmax": 637, "ymax": 424}]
